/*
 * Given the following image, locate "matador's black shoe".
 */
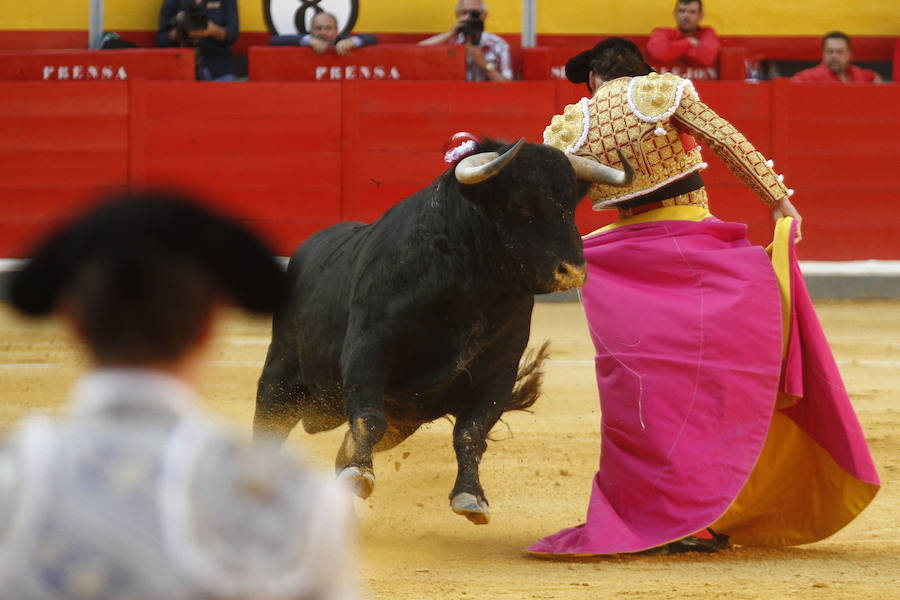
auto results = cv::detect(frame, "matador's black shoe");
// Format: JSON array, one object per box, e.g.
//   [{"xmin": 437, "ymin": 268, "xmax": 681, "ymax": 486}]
[{"xmin": 664, "ymin": 529, "xmax": 731, "ymax": 554}]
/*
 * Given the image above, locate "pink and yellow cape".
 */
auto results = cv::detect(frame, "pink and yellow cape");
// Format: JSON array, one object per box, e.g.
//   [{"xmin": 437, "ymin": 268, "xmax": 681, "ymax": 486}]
[{"xmin": 529, "ymin": 206, "xmax": 879, "ymax": 556}]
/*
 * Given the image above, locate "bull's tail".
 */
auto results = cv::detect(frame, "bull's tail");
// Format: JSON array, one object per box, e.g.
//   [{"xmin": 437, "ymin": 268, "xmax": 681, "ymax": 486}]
[{"xmin": 505, "ymin": 341, "xmax": 550, "ymax": 412}]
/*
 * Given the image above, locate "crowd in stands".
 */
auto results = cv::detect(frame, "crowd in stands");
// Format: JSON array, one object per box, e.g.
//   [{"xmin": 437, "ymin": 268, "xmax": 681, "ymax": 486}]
[
  {"xmin": 11, "ymin": 0, "xmax": 898, "ymax": 83},
  {"xmin": 112, "ymin": 0, "xmax": 890, "ymax": 83}
]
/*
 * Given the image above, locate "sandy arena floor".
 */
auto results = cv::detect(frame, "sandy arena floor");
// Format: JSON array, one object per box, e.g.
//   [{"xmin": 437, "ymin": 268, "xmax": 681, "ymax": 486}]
[{"xmin": 1, "ymin": 300, "xmax": 898, "ymax": 599}]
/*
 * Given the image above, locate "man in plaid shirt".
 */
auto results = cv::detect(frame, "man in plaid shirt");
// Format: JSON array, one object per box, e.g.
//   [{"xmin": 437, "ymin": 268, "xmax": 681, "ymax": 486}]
[{"xmin": 419, "ymin": 0, "xmax": 513, "ymax": 81}]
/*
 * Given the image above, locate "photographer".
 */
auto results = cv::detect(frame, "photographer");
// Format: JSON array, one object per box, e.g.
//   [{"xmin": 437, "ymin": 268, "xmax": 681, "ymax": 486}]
[
  {"xmin": 419, "ymin": 0, "xmax": 512, "ymax": 82},
  {"xmin": 157, "ymin": 0, "xmax": 239, "ymax": 81}
]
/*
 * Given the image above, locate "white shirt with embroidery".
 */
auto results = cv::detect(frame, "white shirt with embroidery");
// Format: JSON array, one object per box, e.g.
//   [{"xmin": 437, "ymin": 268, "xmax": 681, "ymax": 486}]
[{"xmin": 0, "ymin": 369, "xmax": 360, "ymax": 600}]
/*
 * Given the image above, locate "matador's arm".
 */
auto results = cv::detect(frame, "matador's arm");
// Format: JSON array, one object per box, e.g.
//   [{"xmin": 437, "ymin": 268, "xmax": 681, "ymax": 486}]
[{"xmin": 672, "ymin": 92, "xmax": 792, "ymax": 209}]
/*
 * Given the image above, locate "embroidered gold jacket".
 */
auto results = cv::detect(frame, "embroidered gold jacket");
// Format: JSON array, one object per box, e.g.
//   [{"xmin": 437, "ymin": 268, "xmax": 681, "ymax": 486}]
[{"xmin": 543, "ymin": 72, "xmax": 792, "ymax": 211}]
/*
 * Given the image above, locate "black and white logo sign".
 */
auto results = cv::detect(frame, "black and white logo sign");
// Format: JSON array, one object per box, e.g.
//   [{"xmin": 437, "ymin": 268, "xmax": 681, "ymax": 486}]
[{"xmin": 263, "ymin": 0, "xmax": 359, "ymax": 37}]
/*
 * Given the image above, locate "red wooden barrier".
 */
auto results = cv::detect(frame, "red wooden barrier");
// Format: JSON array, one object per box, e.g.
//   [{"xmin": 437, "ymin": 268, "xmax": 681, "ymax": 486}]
[
  {"xmin": 248, "ymin": 45, "xmax": 466, "ymax": 81},
  {"xmin": 129, "ymin": 79, "xmax": 344, "ymax": 252},
  {"xmin": 523, "ymin": 46, "xmax": 721, "ymax": 81},
  {"xmin": 0, "ymin": 82, "xmax": 130, "ymax": 253},
  {"xmin": 0, "ymin": 80, "xmax": 898, "ymax": 260},
  {"xmin": 0, "ymin": 49, "xmax": 196, "ymax": 81},
  {"xmin": 774, "ymin": 78, "xmax": 900, "ymax": 260},
  {"xmin": 342, "ymin": 81, "xmax": 556, "ymax": 223}
]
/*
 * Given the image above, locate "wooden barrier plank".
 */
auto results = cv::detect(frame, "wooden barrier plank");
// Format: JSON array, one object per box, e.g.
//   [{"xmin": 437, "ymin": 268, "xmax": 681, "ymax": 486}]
[
  {"xmin": 355, "ymin": 82, "xmax": 556, "ymax": 145},
  {"xmin": 0, "ymin": 82, "xmax": 129, "ymax": 256},
  {"xmin": 0, "ymin": 117, "xmax": 126, "ymax": 151},
  {"xmin": 778, "ymin": 83, "xmax": 900, "ymax": 260},
  {"xmin": 0, "ymin": 81, "xmax": 128, "ymax": 114},
  {"xmin": 129, "ymin": 81, "xmax": 343, "ymax": 254},
  {"xmin": 0, "ymin": 80, "xmax": 897, "ymax": 260},
  {"xmin": 0, "ymin": 185, "xmax": 129, "ymax": 257},
  {"xmin": 0, "ymin": 49, "xmax": 195, "ymax": 81},
  {"xmin": 340, "ymin": 79, "xmax": 362, "ymax": 222},
  {"xmin": 249, "ymin": 45, "xmax": 466, "ymax": 81},
  {"xmin": 345, "ymin": 81, "xmax": 558, "ymax": 222}
]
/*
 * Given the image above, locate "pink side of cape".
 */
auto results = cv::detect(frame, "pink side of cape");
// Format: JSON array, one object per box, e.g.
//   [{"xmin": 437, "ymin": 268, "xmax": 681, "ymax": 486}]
[
  {"xmin": 530, "ymin": 218, "xmax": 784, "ymax": 555},
  {"xmin": 529, "ymin": 219, "xmax": 768, "ymax": 554},
  {"xmin": 780, "ymin": 221, "xmax": 879, "ymax": 486},
  {"xmin": 529, "ymin": 217, "xmax": 879, "ymax": 556}
]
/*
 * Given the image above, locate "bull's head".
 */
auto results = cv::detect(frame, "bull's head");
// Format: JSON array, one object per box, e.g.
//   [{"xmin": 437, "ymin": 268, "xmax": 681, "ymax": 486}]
[{"xmin": 453, "ymin": 139, "xmax": 632, "ymax": 294}]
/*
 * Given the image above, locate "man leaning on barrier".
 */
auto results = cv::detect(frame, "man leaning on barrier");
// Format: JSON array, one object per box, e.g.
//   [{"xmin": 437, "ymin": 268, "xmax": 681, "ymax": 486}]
[{"xmin": 269, "ymin": 11, "xmax": 377, "ymax": 56}]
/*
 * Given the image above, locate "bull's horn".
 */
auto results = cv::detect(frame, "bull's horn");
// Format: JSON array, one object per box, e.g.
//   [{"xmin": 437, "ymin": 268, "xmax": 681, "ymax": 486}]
[
  {"xmin": 567, "ymin": 148, "xmax": 636, "ymax": 187},
  {"xmin": 455, "ymin": 138, "xmax": 526, "ymax": 185}
]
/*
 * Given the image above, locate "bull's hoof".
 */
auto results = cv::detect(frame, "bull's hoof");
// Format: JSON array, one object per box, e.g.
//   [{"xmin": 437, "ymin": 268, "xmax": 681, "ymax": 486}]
[
  {"xmin": 450, "ymin": 493, "xmax": 490, "ymax": 525},
  {"xmin": 337, "ymin": 466, "xmax": 376, "ymax": 499}
]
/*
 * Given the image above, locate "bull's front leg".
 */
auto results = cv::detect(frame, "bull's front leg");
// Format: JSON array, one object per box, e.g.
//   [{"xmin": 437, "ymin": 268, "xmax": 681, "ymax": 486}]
[
  {"xmin": 336, "ymin": 343, "xmax": 387, "ymax": 499},
  {"xmin": 450, "ymin": 414, "xmax": 493, "ymax": 525},
  {"xmin": 448, "ymin": 336, "xmax": 528, "ymax": 525}
]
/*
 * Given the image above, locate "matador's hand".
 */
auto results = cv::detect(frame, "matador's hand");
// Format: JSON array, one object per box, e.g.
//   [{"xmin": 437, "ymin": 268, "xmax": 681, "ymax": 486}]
[{"xmin": 773, "ymin": 196, "xmax": 802, "ymax": 243}]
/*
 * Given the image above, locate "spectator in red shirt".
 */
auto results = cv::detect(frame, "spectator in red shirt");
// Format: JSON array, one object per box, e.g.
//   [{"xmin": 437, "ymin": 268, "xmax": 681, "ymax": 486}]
[
  {"xmin": 646, "ymin": 0, "xmax": 720, "ymax": 78},
  {"xmin": 792, "ymin": 32, "xmax": 883, "ymax": 83},
  {"xmin": 893, "ymin": 37, "xmax": 899, "ymax": 82}
]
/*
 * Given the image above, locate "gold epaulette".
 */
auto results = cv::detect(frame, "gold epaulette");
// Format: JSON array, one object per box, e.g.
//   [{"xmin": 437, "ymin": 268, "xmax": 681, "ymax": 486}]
[
  {"xmin": 543, "ymin": 98, "xmax": 590, "ymax": 154},
  {"xmin": 627, "ymin": 72, "xmax": 696, "ymax": 134}
]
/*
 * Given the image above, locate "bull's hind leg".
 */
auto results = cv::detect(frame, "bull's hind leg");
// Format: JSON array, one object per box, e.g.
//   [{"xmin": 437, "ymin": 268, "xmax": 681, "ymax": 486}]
[
  {"xmin": 254, "ymin": 340, "xmax": 306, "ymax": 442},
  {"xmin": 335, "ymin": 420, "xmax": 421, "ymax": 499}
]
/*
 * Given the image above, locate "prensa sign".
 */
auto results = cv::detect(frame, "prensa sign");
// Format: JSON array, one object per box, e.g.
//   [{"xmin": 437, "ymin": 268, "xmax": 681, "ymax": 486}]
[
  {"xmin": 43, "ymin": 65, "xmax": 128, "ymax": 80},
  {"xmin": 264, "ymin": 0, "xmax": 360, "ymax": 37},
  {"xmin": 0, "ymin": 50, "xmax": 195, "ymax": 81}
]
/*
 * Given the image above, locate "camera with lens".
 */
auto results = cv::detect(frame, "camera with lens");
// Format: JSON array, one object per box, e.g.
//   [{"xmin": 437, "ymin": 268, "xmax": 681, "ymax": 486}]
[
  {"xmin": 461, "ymin": 9, "xmax": 484, "ymax": 46},
  {"xmin": 172, "ymin": 0, "xmax": 209, "ymax": 39}
]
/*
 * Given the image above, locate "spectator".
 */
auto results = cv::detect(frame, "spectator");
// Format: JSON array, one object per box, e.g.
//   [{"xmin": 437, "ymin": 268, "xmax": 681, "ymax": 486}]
[
  {"xmin": 894, "ymin": 36, "xmax": 899, "ymax": 82},
  {"xmin": 419, "ymin": 0, "xmax": 513, "ymax": 82},
  {"xmin": 792, "ymin": 31, "xmax": 884, "ymax": 83},
  {"xmin": 270, "ymin": 11, "xmax": 377, "ymax": 56},
  {"xmin": 646, "ymin": 0, "xmax": 720, "ymax": 79},
  {"xmin": 158, "ymin": 0, "xmax": 239, "ymax": 81},
  {"xmin": 0, "ymin": 192, "xmax": 361, "ymax": 600}
]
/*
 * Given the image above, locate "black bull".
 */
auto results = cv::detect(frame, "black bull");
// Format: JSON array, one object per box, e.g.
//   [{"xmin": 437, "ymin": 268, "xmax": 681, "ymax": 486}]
[{"xmin": 254, "ymin": 139, "xmax": 630, "ymax": 524}]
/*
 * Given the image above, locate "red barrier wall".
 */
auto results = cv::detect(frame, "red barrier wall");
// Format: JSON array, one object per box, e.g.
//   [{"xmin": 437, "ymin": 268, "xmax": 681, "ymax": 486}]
[
  {"xmin": 0, "ymin": 49, "xmax": 195, "ymax": 81},
  {"xmin": 249, "ymin": 45, "xmax": 467, "ymax": 81},
  {"xmin": 0, "ymin": 82, "xmax": 130, "ymax": 253},
  {"xmin": 1, "ymin": 80, "xmax": 898, "ymax": 260}
]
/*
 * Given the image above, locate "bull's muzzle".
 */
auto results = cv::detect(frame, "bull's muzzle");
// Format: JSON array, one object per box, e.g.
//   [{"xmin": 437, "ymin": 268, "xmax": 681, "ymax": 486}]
[{"xmin": 552, "ymin": 261, "xmax": 587, "ymax": 291}]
